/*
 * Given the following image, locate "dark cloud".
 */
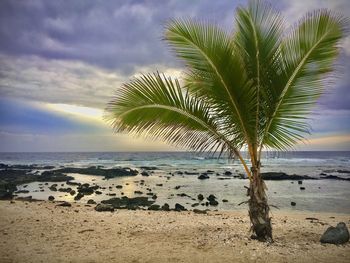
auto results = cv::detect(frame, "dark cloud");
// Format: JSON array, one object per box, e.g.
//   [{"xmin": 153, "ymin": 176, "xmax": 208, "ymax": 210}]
[{"xmin": 0, "ymin": 0, "xmax": 238, "ymax": 72}]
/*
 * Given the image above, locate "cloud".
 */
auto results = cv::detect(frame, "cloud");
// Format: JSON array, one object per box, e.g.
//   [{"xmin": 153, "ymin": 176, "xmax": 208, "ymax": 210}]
[
  {"xmin": 0, "ymin": 0, "xmax": 238, "ymax": 71},
  {"xmin": 0, "ymin": 54, "xmax": 182, "ymax": 108},
  {"xmin": 0, "ymin": 0, "xmax": 349, "ymax": 151}
]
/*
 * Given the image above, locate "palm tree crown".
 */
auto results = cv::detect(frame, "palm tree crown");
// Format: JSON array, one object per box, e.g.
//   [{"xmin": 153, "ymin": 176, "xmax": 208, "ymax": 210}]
[
  {"xmin": 106, "ymin": 0, "xmax": 347, "ymax": 178},
  {"xmin": 105, "ymin": 0, "xmax": 347, "ymax": 241}
]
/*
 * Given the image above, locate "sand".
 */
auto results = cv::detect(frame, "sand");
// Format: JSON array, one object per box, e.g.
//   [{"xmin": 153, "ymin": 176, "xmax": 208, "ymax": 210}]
[{"xmin": 0, "ymin": 200, "xmax": 349, "ymax": 263}]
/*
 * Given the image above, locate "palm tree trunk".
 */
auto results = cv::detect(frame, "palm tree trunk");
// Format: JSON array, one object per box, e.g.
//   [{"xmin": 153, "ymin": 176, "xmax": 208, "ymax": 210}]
[{"xmin": 248, "ymin": 166, "xmax": 273, "ymax": 242}]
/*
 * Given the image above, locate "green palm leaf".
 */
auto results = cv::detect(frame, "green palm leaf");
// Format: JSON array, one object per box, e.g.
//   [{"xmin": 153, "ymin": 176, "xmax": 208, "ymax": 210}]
[
  {"xmin": 262, "ymin": 10, "xmax": 348, "ymax": 151},
  {"xmin": 105, "ymin": 72, "xmax": 234, "ymax": 154},
  {"xmin": 165, "ymin": 19, "xmax": 256, "ymax": 148}
]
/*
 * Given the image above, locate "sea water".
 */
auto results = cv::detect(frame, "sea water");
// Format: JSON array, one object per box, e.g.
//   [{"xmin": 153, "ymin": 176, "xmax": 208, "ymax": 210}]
[{"xmin": 1, "ymin": 151, "xmax": 349, "ymax": 213}]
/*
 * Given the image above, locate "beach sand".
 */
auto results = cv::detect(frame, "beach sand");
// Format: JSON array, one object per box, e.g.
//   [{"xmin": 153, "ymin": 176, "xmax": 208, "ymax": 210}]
[{"xmin": 0, "ymin": 200, "xmax": 349, "ymax": 263}]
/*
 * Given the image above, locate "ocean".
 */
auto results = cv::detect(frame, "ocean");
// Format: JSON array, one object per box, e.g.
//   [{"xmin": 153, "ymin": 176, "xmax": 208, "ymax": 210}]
[{"xmin": 1, "ymin": 151, "xmax": 350, "ymax": 213}]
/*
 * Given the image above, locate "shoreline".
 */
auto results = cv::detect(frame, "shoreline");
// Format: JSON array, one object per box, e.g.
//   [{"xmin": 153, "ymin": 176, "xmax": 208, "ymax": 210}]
[{"xmin": 1, "ymin": 200, "xmax": 349, "ymax": 263}]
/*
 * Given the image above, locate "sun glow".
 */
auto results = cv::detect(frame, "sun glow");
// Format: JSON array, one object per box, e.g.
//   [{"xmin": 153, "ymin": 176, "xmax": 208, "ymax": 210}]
[{"xmin": 45, "ymin": 103, "xmax": 104, "ymax": 121}]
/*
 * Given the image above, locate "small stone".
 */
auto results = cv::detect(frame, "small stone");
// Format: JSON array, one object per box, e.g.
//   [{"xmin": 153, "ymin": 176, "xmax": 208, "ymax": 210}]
[
  {"xmin": 57, "ymin": 201, "xmax": 71, "ymax": 207},
  {"xmin": 48, "ymin": 196, "xmax": 55, "ymax": 201},
  {"xmin": 174, "ymin": 203, "xmax": 186, "ymax": 212},
  {"xmin": 320, "ymin": 222, "xmax": 349, "ymax": 244},
  {"xmin": 95, "ymin": 203, "xmax": 114, "ymax": 212},
  {"xmin": 197, "ymin": 194, "xmax": 204, "ymax": 201},
  {"xmin": 161, "ymin": 203, "xmax": 170, "ymax": 211}
]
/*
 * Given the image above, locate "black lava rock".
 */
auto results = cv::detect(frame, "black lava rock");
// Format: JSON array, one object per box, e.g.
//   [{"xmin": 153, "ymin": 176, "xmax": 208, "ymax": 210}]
[
  {"xmin": 161, "ymin": 203, "xmax": 170, "ymax": 211},
  {"xmin": 57, "ymin": 201, "xmax": 71, "ymax": 207},
  {"xmin": 320, "ymin": 222, "xmax": 349, "ymax": 244},
  {"xmin": 95, "ymin": 203, "xmax": 114, "ymax": 212},
  {"xmin": 174, "ymin": 203, "xmax": 186, "ymax": 212},
  {"xmin": 197, "ymin": 194, "xmax": 204, "ymax": 201},
  {"xmin": 198, "ymin": 174, "xmax": 210, "ymax": 180},
  {"xmin": 148, "ymin": 204, "xmax": 160, "ymax": 211},
  {"xmin": 87, "ymin": 199, "xmax": 96, "ymax": 204}
]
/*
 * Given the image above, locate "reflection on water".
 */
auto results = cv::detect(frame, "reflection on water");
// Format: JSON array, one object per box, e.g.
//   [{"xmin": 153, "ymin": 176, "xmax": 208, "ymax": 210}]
[
  {"xmin": 4, "ymin": 151, "xmax": 350, "ymax": 213},
  {"xmin": 15, "ymin": 170, "xmax": 350, "ymax": 214}
]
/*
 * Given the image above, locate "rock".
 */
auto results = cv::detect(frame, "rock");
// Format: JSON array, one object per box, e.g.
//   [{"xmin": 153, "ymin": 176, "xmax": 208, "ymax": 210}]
[
  {"xmin": 116, "ymin": 185, "xmax": 123, "ymax": 189},
  {"xmin": 207, "ymin": 194, "xmax": 217, "ymax": 202},
  {"xmin": 139, "ymin": 166, "xmax": 158, "ymax": 170},
  {"xmin": 95, "ymin": 203, "xmax": 114, "ymax": 212},
  {"xmin": 222, "ymin": 199, "xmax": 228, "ymax": 202},
  {"xmin": 177, "ymin": 193, "xmax": 191, "ymax": 198},
  {"xmin": 174, "ymin": 203, "xmax": 186, "ymax": 212},
  {"xmin": 198, "ymin": 194, "xmax": 204, "ymax": 201},
  {"xmin": 193, "ymin": 209, "xmax": 207, "ymax": 214},
  {"xmin": 16, "ymin": 196, "xmax": 33, "ymax": 201},
  {"xmin": 0, "ymin": 182, "xmax": 17, "ymax": 200},
  {"xmin": 48, "ymin": 195, "xmax": 55, "ymax": 201},
  {"xmin": 156, "ymin": 184, "xmax": 163, "ymax": 187},
  {"xmin": 141, "ymin": 171, "xmax": 149, "ymax": 176},
  {"xmin": 198, "ymin": 174, "xmax": 210, "ymax": 180},
  {"xmin": 58, "ymin": 187, "xmax": 72, "ymax": 193},
  {"xmin": 174, "ymin": 185, "xmax": 181, "ymax": 190},
  {"xmin": 101, "ymin": 196, "xmax": 155, "ymax": 209},
  {"xmin": 57, "ymin": 201, "xmax": 71, "ymax": 207},
  {"xmin": 291, "ymin": 201, "xmax": 296, "ymax": 206},
  {"xmin": 134, "ymin": 191, "xmax": 143, "ymax": 194},
  {"xmin": 148, "ymin": 204, "xmax": 160, "ymax": 211},
  {"xmin": 77, "ymin": 184, "xmax": 98, "ymax": 195},
  {"xmin": 298, "ymin": 180, "xmax": 303, "ymax": 185},
  {"xmin": 95, "ymin": 191, "xmax": 102, "ymax": 195},
  {"xmin": 39, "ymin": 171, "xmax": 74, "ymax": 182},
  {"xmin": 161, "ymin": 203, "xmax": 170, "ymax": 211},
  {"xmin": 209, "ymin": 200, "xmax": 219, "ymax": 206},
  {"xmin": 300, "ymin": 187, "xmax": 305, "ymax": 190},
  {"xmin": 151, "ymin": 194, "xmax": 157, "ymax": 200},
  {"xmin": 49, "ymin": 184, "xmax": 58, "ymax": 191},
  {"xmin": 260, "ymin": 173, "xmax": 315, "ymax": 181},
  {"xmin": 69, "ymin": 190, "xmax": 76, "ymax": 196},
  {"xmin": 15, "ymin": 190, "xmax": 29, "ymax": 194},
  {"xmin": 74, "ymin": 193, "xmax": 84, "ymax": 201},
  {"xmin": 191, "ymin": 203, "xmax": 199, "ymax": 207},
  {"xmin": 56, "ymin": 166, "xmax": 138, "ymax": 179},
  {"xmin": 66, "ymin": 181, "xmax": 81, "ymax": 186},
  {"xmin": 321, "ymin": 175, "xmax": 350, "ymax": 181},
  {"xmin": 184, "ymin": 171, "xmax": 199, "ymax": 175},
  {"xmin": 320, "ymin": 222, "xmax": 349, "ymax": 244},
  {"xmin": 87, "ymin": 199, "xmax": 96, "ymax": 204},
  {"xmin": 224, "ymin": 171, "xmax": 232, "ymax": 176}
]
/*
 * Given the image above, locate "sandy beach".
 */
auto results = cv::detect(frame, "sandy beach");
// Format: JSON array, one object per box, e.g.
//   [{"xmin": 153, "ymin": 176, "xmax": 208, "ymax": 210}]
[{"xmin": 0, "ymin": 200, "xmax": 349, "ymax": 263}]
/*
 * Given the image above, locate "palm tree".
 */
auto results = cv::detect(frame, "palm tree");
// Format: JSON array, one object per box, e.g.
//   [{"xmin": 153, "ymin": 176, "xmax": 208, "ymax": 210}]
[{"xmin": 105, "ymin": 0, "xmax": 347, "ymax": 241}]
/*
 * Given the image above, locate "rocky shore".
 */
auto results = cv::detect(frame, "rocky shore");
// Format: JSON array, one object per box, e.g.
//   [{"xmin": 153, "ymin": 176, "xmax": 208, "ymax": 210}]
[
  {"xmin": 0, "ymin": 200, "xmax": 349, "ymax": 263},
  {"xmin": 1, "ymin": 164, "xmax": 350, "ymax": 213}
]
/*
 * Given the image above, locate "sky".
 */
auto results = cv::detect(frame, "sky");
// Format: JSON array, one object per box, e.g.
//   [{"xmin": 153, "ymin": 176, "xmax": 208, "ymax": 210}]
[{"xmin": 0, "ymin": 0, "xmax": 349, "ymax": 152}]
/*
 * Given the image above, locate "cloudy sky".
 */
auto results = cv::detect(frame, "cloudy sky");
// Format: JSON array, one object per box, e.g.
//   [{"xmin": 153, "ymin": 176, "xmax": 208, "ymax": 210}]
[{"xmin": 0, "ymin": 0, "xmax": 349, "ymax": 152}]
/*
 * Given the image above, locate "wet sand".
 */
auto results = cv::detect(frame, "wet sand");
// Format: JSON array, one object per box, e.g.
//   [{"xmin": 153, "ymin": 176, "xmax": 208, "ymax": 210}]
[{"xmin": 0, "ymin": 200, "xmax": 349, "ymax": 263}]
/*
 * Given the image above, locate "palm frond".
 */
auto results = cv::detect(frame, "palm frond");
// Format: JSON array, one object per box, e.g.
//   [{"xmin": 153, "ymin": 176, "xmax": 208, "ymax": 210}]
[
  {"xmin": 262, "ymin": 10, "xmax": 347, "ymax": 150},
  {"xmin": 164, "ymin": 19, "xmax": 256, "ymax": 147},
  {"xmin": 234, "ymin": 0, "xmax": 285, "ymax": 147},
  {"xmin": 105, "ymin": 72, "xmax": 236, "ymax": 154}
]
